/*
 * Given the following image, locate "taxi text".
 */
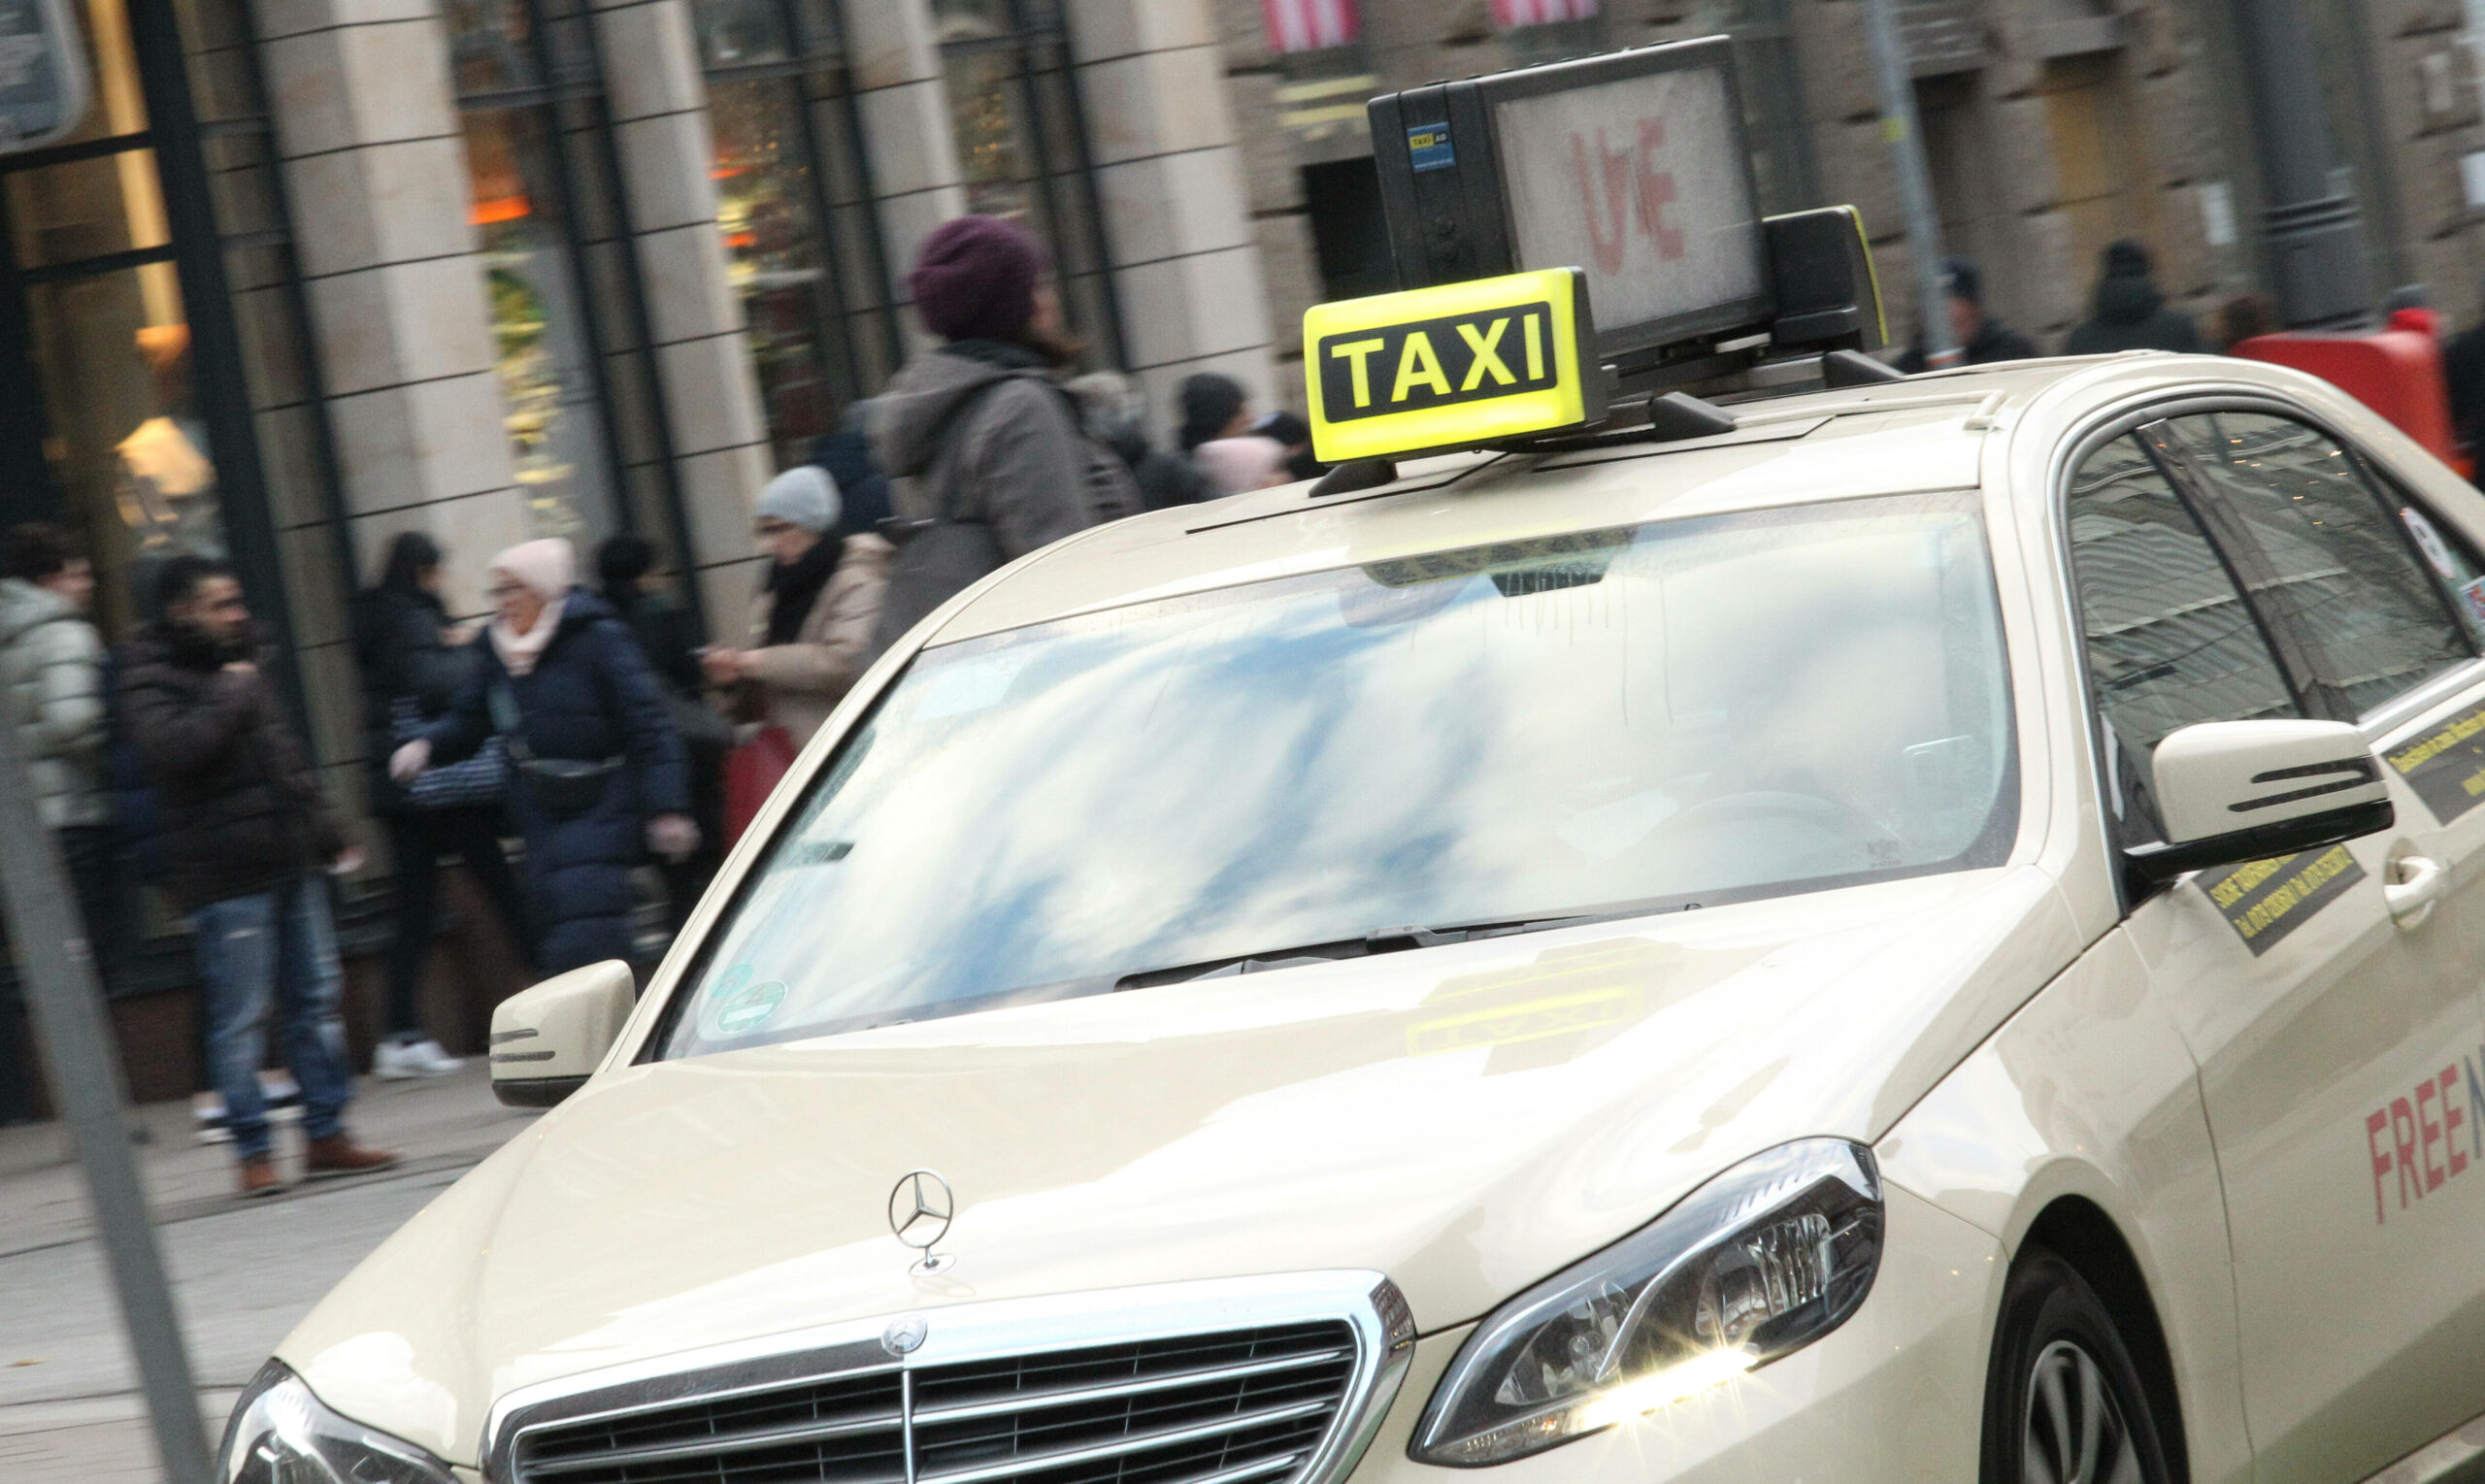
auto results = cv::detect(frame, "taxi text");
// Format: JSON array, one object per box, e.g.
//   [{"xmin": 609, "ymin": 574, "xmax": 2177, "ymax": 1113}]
[
  {"xmin": 2366, "ymin": 1046, "xmax": 2485, "ymax": 1225},
  {"xmin": 1313, "ymin": 303, "xmax": 1560, "ymax": 423}
]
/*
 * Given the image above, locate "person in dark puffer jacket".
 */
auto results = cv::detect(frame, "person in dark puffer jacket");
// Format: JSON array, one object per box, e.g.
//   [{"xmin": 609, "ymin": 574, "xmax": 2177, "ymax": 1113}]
[
  {"xmin": 119, "ymin": 556, "xmax": 398, "ymax": 1197},
  {"xmin": 392, "ymin": 539, "xmax": 695, "ymax": 973},
  {"xmin": 2064, "ymin": 240, "xmax": 2202, "ymax": 356}
]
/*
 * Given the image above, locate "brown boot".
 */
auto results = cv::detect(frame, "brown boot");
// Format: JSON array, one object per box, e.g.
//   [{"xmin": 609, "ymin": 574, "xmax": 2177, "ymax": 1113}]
[
  {"xmin": 238, "ymin": 1156, "xmax": 282, "ymax": 1199},
  {"xmin": 304, "ymin": 1135, "xmax": 399, "ymax": 1179}
]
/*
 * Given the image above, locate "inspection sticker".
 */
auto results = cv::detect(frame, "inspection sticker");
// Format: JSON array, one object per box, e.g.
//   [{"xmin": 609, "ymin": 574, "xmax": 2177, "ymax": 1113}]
[
  {"xmin": 2384, "ymin": 699, "xmax": 2485, "ymax": 823},
  {"xmin": 2202, "ymin": 844, "xmax": 2366, "ymax": 956},
  {"xmin": 702, "ymin": 966, "xmax": 788, "ymax": 1038}
]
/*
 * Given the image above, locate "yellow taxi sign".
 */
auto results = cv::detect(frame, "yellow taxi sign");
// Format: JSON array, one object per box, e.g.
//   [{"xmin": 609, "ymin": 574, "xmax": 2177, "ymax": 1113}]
[{"xmin": 1305, "ymin": 268, "xmax": 1604, "ymax": 464}]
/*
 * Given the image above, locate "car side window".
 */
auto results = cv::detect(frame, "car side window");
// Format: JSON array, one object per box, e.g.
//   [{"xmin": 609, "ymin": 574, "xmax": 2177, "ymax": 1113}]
[
  {"xmin": 2353, "ymin": 462, "xmax": 2485, "ymax": 645},
  {"xmin": 2066, "ymin": 435, "xmax": 2302, "ymax": 840},
  {"xmin": 2161, "ymin": 412, "xmax": 2474, "ymax": 716}
]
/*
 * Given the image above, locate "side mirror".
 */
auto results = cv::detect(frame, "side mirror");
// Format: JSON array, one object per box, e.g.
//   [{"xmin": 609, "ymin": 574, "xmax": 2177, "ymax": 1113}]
[
  {"xmin": 489, "ymin": 960, "xmax": 636, "ymax": 1108},
  {"xmin": 2124, "ymin": 719, "xmax": 2393, "ymax": 884}
]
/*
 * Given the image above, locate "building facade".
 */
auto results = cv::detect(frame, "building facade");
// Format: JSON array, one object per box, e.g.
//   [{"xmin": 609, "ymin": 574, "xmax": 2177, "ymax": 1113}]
[{"xmin": 1221, "ymin": 0, "xmax": 2485, "ymax": 404}]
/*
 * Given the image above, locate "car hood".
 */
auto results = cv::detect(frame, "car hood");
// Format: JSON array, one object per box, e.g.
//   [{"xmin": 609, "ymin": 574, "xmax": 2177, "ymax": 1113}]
[{"xmin": 281, "ymin": 865, "xmax": 2081, "ymax": 1466}]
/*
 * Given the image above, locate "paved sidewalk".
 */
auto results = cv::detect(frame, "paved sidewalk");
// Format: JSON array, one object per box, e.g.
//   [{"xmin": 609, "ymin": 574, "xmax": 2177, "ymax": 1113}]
[{"xmin": 0, "ymin": 1064, "xmax": 537, "ymax": 1479}]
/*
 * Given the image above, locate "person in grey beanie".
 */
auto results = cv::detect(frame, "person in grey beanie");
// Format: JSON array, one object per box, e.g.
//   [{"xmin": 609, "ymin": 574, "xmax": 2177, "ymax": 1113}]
[
  {"xmin": 701, "ymin": 465, "xmax": 894, "ymax": 747},
  {"xmin": 867, "ymin": 214, "xmax": 1138, "ymax": 655}
]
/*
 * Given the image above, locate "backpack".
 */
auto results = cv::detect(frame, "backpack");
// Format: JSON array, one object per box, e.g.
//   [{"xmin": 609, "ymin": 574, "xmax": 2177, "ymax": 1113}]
[{"xmin": 872, "ymin": 375, "xmax": 1141, "ymax": 653}]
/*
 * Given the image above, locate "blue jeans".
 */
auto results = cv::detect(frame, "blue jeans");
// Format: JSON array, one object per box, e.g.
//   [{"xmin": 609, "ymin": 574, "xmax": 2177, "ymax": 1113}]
[{"xmin": 190, "ymin": 876, "xmax": 353, "ymax": 1160}]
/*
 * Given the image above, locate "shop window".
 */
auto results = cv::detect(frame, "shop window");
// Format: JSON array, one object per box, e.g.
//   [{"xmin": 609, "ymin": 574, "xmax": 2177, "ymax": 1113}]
[
  {"xmin": 692, "ymin": 0, "xmax": 902, "ymax": 462},
  {"xmin": 933, "ymin": 0, "xmax": 1123, "ymax": 368},
  {"xmin": 465, "ymin": 109, "xmax": 619, "ymax": 546},
  {"xmin": 710, "ymin": 77, "xmax": 840, "ymax": 465}
]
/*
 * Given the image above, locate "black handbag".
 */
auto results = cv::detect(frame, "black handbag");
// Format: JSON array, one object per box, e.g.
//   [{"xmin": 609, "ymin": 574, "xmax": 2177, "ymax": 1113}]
[{"xmin": 490, "ymin": 681, "xmax": 622, "ymax": 817}]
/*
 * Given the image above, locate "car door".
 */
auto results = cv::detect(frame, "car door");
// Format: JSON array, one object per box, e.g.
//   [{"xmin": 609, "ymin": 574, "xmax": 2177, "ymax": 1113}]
[{"xmin": 2062, "ymin": 422, "xmax": 2485, "ymax": 1484}]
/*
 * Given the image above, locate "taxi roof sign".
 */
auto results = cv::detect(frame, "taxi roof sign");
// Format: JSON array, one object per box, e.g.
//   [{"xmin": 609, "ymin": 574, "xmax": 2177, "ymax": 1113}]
[{"xmin": 1305, "ymin": 268, "xmax": 1605, "ymax": 466}]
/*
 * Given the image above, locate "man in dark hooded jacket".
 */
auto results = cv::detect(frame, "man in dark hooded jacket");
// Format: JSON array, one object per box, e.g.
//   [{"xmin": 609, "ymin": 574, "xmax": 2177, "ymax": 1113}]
[
  {"xmin": 120, "ymin": 557, "xmax": 397, "ymax": 1196},
  {"xmin": 2066, "ymin": 240, "xmax": 2202, "ymax": 356},
  {"xmin": 867, "ymin": 215, "xmax": 1139, "ymax": 654}
]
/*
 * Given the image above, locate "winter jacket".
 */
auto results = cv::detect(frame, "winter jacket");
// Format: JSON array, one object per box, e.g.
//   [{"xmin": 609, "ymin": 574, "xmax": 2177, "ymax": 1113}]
[
  {"xmin": 2444, "ymin": 325, "xmax": 2485, "ymax": 465},
  {"xmin": 2065, "ymin": 272, "xmax": 2202, "ymax": 356},
  {"xmin": 351, "ymin": 585, "xmax": 481, "ymax": 812},
  {"xmin": 741, "ymin": 533, "xmax": 894, "ymax": 747},
  {"xmin": 867, "ymin": 342, "xmax": 1140, "ymax": 648},
  {"xmin": 1105, "ymin": 427, "xmax": 1213, "ymax": 511},
  {"xmin": 117, "ymin": 622, "xmax": 345, "ymax": 911},
  {"xmin": 421, "ymin": 592, "xmax": 688, "ymax": 972},
  {"xmin": 0, "ymin": 579, "xmax": 111, "ymax": 832}
]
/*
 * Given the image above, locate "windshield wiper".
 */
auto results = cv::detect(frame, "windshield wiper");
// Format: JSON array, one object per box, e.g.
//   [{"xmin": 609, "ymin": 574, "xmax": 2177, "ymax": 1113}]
[{"xmin": 1111, "ymin": 907, "xmax": 1675, "ymax": 992}]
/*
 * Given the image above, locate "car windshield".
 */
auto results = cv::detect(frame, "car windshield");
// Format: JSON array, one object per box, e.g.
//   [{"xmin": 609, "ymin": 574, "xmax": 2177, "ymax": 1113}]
[{"xmin": 659, "ymin": 489, "xmax": 2016, "ymax": 1058}]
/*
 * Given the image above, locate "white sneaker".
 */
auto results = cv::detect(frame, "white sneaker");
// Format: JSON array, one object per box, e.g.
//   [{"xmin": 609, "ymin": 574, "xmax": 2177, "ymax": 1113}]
[
  {"xmin": 373, "ymin": 1038, "xmax": 463, "ymax": 1079},
  {"xmin": 193, "ymin": 1092, "xmax": 231, "ymax": 1145}
]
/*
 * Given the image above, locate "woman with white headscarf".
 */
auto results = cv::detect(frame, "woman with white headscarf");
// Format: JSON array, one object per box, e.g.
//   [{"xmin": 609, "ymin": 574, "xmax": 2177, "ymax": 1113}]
[
  {"xmin": 390, "ymin": 538, "xmax": 696, "ymax": 972},
  {"xmin": 700, "ymin": 465, "xmax": 893, "ymax": 747}
]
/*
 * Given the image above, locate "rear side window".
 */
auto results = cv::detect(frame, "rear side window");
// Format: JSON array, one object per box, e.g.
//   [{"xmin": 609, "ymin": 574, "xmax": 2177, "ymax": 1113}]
[
  {"xmin": 2162, "ymin": 412, "xmax": 2473, "ymax": 716},
  {"xmin": 2066, "ymin": 435, "xmax": 2300, "ymax": 837}
]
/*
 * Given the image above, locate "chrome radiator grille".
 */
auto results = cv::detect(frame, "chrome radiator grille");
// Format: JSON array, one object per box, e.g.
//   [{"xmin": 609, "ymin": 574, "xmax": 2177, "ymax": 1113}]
[{"xmin": 510, "ymin": 1321, "xmax": 1362, "ymax": 1484}]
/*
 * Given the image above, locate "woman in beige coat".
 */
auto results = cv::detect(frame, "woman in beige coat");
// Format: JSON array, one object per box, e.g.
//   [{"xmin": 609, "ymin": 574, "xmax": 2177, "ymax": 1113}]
[{"xmin": 700, "ymin": 466, "xmax": 892, "ymax": 747}]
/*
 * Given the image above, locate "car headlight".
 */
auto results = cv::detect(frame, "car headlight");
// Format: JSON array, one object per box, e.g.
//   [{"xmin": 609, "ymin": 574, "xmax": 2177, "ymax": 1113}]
[
  {"xmin": 217, "ymin": 1361, "xmax": 454, "ymax": 1483},
  {"xmin": 1410, "ymin": 1138, "xmax": 1883, "ymax": 1466}
]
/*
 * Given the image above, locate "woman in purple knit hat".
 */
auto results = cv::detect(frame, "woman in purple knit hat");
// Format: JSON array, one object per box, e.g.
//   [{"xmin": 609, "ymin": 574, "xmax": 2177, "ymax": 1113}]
[{"xmin": 865, "ymin": 214, "xmax": 1140, "ymax": 654}]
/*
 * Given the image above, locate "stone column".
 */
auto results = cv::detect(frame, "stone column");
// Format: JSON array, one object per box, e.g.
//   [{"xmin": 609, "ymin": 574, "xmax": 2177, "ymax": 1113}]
[
  {"xmin": 842, "ymin": 0, "xmax": 969, "ymax": 347},
  {"xmin": 254, "ymin": 0, "xmax": 532, "ymax": 809},
  {"xmin": 590, "ymin": 0, "xmax": 775, "ymax": 636},
  {"xmin": 1065, "ymin": 0, "xmax": 1277, "ymax": 423}
]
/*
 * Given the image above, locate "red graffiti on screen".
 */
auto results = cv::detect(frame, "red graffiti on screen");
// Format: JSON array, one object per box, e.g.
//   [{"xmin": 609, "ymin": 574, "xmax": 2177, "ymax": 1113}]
[{"xmin": 1568, "ymin": 117, "xmax": 1684, "ymax": 275}]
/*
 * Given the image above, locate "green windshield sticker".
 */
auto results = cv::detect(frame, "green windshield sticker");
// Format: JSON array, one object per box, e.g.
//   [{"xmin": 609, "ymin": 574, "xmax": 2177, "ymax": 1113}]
[
  {"xmin": 2202, "ymin": 845, "xmax": 2366, "ymax": 956},
  {"xmin": 2385, "ymin": 700, "xmax": 2485, "ymax": 823},
  {"xmin": 703, "ymin": 968, "xmax": 787, "ymax": 1037}
]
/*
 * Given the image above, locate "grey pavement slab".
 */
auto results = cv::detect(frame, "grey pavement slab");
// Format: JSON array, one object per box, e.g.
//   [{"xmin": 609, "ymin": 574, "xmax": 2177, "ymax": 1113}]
[{"xmin": 0, "ymin": 1064, "xmax": 537, "ymax": 1479}]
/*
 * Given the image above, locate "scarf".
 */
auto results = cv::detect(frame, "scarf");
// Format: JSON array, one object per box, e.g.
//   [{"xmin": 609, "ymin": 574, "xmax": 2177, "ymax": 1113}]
[
  {"xmin": 490, "ymin": 597, "xmax": 565, "ymax": 677},
  {"xmin": 763, "ymin": 537, "xmax": 840, "ymax": 647}
]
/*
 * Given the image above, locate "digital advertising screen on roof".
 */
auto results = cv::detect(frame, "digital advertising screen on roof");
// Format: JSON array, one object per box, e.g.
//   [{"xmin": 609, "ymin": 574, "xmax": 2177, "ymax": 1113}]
[{"xmin": 1371, "ymin": 37, "xmax": 1773, "ymax": 364}]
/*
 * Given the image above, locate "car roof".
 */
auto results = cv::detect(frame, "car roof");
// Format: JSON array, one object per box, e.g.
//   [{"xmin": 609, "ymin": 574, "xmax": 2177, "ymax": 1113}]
[{"xmin": 925, "ymin": 352, "xmax": 2325, "ymax": 646}]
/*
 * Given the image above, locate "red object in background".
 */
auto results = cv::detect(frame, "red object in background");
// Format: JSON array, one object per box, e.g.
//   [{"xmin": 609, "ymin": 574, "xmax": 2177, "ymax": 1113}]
[
  {"xmin": 723, "ymin": 724, "xmax": 797, "ymax": 848},
  {"xmin": 2230, "ymin": 328, "xmax": 2468, "ymax": 477}
]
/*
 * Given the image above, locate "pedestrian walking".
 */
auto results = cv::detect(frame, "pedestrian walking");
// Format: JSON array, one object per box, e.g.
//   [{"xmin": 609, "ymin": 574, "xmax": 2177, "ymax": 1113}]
[
  {"xmin": 2063, "ymin": 240, "xmax": 2202, "ymax": 356},
  {"xmin": 2214, "ymin": 292, "xmax": 2276, "ymax": 352},
  {"xmin": 597, "ymin": 533, "xmax": 728, "ymax": 931},
  {"xmin": 702, "ymin": 467, "xmax": 894, "ymax": 749},
  {"xmin": 0, "ymin": 523, "xmax": 114, "ymax": 1125},
  {"xmin": 1897, "ymin": 258, "xmax": 2038, "ymax": 372},
  {"xmin": 1067, "ymin": 371, "xmax": 1212, "ymax": 511},
  {"xmin": 353, "ymin": 533, "xmax": 532, "ymax": 1079},
  {"xmin": 1177, "ymin": 372, "xmax": 1291, "ymax": 495},
  {"xmin": 809, "ymin": 401, "xmax": 893, "ymax": 536},
  {"xmin": 1254, "ymin": 410, "xmax": 1326, "ymax": 483},
  {"xmin": 2383, "ymin": 284, "xmax": 2442, "ymax": 341},
  {"xmin": 868, "ymin": 214, "xmax": 1139, "ymax": 653},
  {"xmin": 391, "ymin": 540, "xmax": 696, "ymax": 973},
  {"xmin": 2446, "ymin": 280, "xmax": 2485, "ymax": 477},
  {"xmin": 118, "ymin": 556, "xmax": 396, "ymax": 1196}
]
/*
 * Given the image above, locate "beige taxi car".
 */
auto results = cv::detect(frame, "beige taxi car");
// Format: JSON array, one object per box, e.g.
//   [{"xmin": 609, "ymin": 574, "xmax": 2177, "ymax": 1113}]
[{"xmin": 221, "ymin": 352, "xmax": 2485, "ymax": 1484}]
